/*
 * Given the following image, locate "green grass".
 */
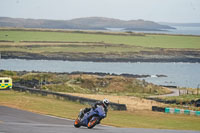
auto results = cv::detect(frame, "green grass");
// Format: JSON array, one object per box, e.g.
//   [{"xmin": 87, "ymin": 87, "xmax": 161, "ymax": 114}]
[
  {"xmin": 0, "ymin": 90, "xmax": 86, "ymax": 119},
  {"xmin": 0, "ymin": 30, "xmax": 200, "ymax": 49},
  {"xmin": 0, "ymin": 45, "xmax": 145, "ymax": 53},
  {"xmin": 0, "ymin": 90, "xmax": 200, "ymax": 130}
]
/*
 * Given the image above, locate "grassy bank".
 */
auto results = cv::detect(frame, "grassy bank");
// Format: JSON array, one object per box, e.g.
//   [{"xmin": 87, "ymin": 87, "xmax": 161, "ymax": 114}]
[
  {"xmin": 0, "ymin": 70, "xmax": 171, "ymax": 96},
  {"xmin": 0, "ymin": 90, "xmax": 200, "ymax": 130}
]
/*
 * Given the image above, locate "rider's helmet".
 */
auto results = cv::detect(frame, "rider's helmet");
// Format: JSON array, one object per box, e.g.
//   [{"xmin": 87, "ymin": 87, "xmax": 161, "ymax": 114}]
[{"xmin": 103, "ymin": 98, "xmax": 109, "ymax": 108}]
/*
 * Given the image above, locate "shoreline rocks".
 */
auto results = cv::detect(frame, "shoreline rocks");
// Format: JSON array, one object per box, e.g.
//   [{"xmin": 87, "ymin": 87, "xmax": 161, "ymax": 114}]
[{"xmin": 1, "ymin": 51, "xmax": 200, "ymax": 63}]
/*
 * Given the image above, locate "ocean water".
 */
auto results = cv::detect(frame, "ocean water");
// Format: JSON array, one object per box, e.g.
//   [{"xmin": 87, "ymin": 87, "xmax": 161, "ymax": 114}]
[{"xmin": 106, "ymin": 26, "xmax": 200, "ymax": 35}]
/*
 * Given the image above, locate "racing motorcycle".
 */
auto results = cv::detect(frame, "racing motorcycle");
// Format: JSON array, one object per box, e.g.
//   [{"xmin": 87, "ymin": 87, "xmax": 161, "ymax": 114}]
[{"xmin": 74, "ymin": 105, "xmax": 106, "ymax": 129}]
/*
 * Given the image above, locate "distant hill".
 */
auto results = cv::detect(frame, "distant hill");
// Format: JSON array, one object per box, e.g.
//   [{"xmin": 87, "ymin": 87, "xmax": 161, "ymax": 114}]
[{"xmin": 0, "ymin": 17, "xmax": 175, "ymax": 31}]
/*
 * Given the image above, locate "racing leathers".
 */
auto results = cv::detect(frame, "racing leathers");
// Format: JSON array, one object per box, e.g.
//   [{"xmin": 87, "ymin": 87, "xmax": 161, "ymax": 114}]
[{"xmin": 78, "ymin": 101, "xmax": 108, "ymax": 120}]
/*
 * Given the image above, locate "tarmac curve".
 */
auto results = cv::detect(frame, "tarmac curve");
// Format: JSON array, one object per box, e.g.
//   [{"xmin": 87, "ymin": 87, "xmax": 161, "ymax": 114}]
[{"xmin": 0, "ymin": 106, "xmax": 199, "ymax": 133}]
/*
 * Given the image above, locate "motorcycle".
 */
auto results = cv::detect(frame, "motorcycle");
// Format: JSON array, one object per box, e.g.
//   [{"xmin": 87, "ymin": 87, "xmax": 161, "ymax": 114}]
[{"xmin": 74, "ymin": 105, "xmax": 106, "ymax": 129}]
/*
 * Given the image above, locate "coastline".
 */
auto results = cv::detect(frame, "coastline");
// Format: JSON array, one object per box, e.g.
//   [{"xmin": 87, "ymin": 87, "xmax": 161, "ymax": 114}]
[
  {"xmin": 0, "ymin": 70, "xmax": 167, "ymax": 79},
  {"xmin": 1, "ymin": 58, "xmax": 200, "ymax": 88},
  {"xmin": 1, "ymin": 51, "xmax": 200, "ymax": 63}
]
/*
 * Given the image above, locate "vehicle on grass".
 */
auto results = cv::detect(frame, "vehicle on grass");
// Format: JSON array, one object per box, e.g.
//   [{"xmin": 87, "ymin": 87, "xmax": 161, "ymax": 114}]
[
  {"xmin": 74, "ymin": 105, "xmax": 106, "ymax": 129},
  {"xmin": 0, "ymin": 77, "xmax": 12, "ymax": 89}
]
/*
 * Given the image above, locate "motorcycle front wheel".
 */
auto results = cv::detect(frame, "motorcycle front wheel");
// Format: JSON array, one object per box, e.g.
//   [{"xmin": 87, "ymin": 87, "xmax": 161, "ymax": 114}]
[{"xmin": 74, "ymin": 118, "xmax": 81, "ymax": 128}]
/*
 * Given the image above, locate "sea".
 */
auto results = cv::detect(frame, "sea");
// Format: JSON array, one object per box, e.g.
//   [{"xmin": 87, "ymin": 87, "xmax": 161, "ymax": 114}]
[{"xmin": 106, "ymin": 26, "xmax": 200, "ymax": 36}]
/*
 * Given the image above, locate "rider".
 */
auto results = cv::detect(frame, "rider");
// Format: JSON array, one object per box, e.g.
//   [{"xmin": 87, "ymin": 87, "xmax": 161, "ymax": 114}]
[{"xmin": 78, "ymin": 98, "xmax": 110, "ymax": 120}]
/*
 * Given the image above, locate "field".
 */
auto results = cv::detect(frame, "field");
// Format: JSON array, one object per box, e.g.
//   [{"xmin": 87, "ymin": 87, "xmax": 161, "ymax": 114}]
[
  {"xmin": 0, "ymin": 30, "xmax": 200, "ymax": 49},
  {"xmin": 0, "ymin": 90, "xmax": 200, "ymax": 130}
]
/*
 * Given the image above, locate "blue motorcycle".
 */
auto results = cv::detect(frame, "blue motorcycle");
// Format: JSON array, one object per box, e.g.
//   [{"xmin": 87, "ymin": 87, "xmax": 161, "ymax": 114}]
[{"xmin": 74, "ymin": 105, "xmax": 106, "ymax": 129}]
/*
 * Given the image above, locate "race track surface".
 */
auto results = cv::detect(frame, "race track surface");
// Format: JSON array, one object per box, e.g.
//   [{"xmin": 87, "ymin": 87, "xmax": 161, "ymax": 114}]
[{"xmin": 0, "ymin": 106, "xmax": 199, "ymax": 133}]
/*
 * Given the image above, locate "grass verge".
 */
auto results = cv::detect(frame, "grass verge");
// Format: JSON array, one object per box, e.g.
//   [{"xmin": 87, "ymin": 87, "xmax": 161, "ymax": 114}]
[
  {"xmin": 161, "ymin": 94, "xmax": 200, "ymax": 103},
  {"xmin": 0, "ymin": 90, "xmax": 200, "ymax": 130}
]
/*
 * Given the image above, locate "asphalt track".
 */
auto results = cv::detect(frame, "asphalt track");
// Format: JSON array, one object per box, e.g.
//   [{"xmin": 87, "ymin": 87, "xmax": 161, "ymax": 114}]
[{"xmin": 0, "ymin": 106, "xmax": 199, "ymax": 133}]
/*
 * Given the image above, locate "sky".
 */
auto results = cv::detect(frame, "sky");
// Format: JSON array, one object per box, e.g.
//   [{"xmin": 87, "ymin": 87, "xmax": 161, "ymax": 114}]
[{"xmin": 0, "ymin": 0, "xmax": 200, "ymax": 23}]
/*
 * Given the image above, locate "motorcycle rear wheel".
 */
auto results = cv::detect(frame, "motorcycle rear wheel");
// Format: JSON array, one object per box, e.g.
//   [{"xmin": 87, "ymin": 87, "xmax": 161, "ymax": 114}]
[{"xmin": 74, "ymin": 118, "xmax": 81, "ymax": 128}]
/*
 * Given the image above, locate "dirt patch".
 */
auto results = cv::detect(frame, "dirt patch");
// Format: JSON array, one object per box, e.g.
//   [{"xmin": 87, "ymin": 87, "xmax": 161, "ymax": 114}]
[{"xmin": 64, "ymin": 93, "xmax": 166, "ymax": 111}]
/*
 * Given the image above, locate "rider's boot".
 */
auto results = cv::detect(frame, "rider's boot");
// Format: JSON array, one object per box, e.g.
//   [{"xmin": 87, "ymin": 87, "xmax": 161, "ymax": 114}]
[{"xmin": 78, "ymin": 108, "xmax": 91, "ymax": 120}]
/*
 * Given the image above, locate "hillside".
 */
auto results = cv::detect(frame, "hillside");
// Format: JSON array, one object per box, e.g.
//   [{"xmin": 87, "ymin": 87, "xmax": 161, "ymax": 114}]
[{"xmin": 0, "ymin": 17, "xmax": 174, "ymax": 31}]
